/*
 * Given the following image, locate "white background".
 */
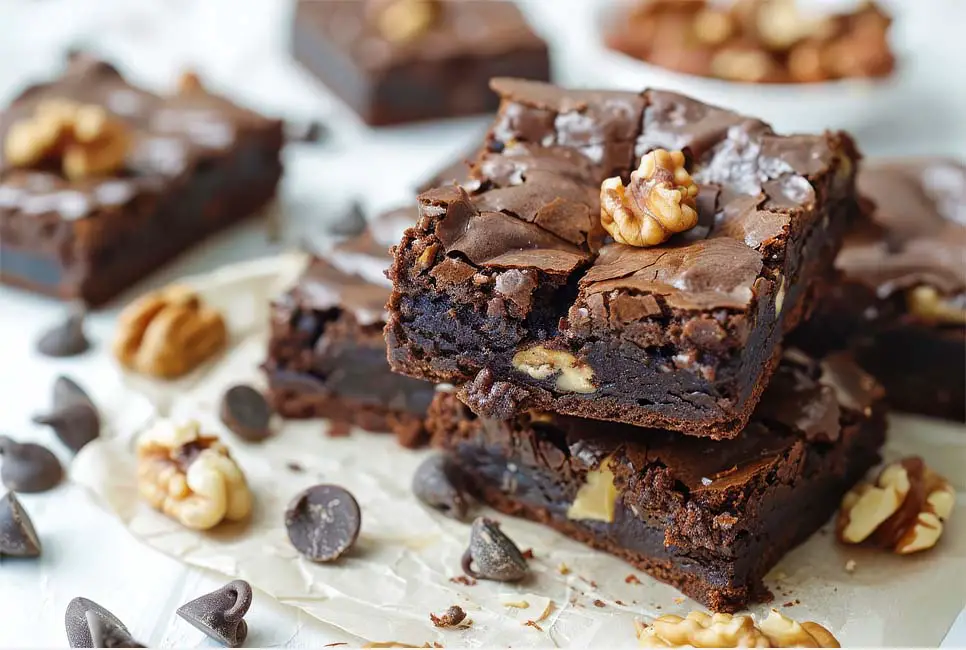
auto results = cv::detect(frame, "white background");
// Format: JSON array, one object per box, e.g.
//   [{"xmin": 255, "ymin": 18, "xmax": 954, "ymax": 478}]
[{"xmin": 0, "ymin": 0, "xmax": 964, "ymax": 646}]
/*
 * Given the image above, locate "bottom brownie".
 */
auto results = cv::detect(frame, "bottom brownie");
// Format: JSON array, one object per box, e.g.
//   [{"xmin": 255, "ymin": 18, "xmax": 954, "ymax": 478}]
[{"xmin": 429, "ymin": 351, "xmax": 886, "ymax": 612}]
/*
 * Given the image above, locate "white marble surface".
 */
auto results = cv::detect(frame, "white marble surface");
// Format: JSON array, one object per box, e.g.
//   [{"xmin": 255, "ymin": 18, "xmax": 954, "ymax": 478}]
[{"xmin": 0, "ymin": 0, "xmax": 964, "ymax": 646}]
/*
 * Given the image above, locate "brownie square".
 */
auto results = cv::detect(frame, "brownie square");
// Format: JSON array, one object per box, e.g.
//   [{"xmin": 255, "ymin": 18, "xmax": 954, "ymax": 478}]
[
  {"xmin": 429, "ymin": 351, "xmax": 886, "ymax": 612},
  {"xmin": 795, "ymin": 158, "xmax": 965, "ymax": 421},
  {"xmin": 265, "ymin": 207, "xmax": 437, "ymax": 447},
  {"xmin": 291, "ymin": 0, "xmax": 551, "ymax": 126},
  {"xmin": 387, "ymin": 78, "xmax": 860, "ymax": 439},
  {"xmin": 0, "ymin": 55, "xmax": 283, "ymax": 306}
]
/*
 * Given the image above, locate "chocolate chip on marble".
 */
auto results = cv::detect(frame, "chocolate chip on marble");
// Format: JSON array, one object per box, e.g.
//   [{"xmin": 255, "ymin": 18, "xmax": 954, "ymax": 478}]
[
  {"xmin": 0, "ymin": 435, "xmax": 63, "ymax": 493},
  {"xmin": 0, "ymin": 492, "xmax": 41, "ymax": 558},
  {"xmin": 285, "ymin": 484, "xmax": 361, "ymax": 562},
  {"xmin": 412, "ymin": 454, "xmax": 472, "ymax": 521},
  {"xmin": 36, "ymin": 309, "xmax": 90, "ymax": 358},
  {"xmin": 33, "ymin": 376, "xmax": 100, "ymax": 453},
  {"xmin": 220, "ymin": 385, "xmax": 273, "ymax": 442},
  {"xmin": 86, "ymin": 611, "xmax": 145, "ymax": 648},
  {"xmin": 65, "ymin": 598, "xmax": 131, "ymax": 648},
  {"xmin": 176, "ymin": 580, "xmax": 252, "ymax": 648},
  {"xmin": 327, "ymin": 202, "xmax": 368, "ymax": 238},
  {"xmin": 461, "ymin": 517, "xmax": 529, "ymax": 582}
]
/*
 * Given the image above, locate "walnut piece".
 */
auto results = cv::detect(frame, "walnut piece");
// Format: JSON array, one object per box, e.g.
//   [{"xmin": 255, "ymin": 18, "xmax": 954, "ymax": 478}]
[
  {"xmin": 567, "ymin": 457, "xmax": 618, "ymax": 523},
  {"xmin": 906, "ymin": 285, "xmax": 966, "ymax": 325},
  {"xmin": 374, "ymin": 0, "xmax": 441, "ymax": 44},
  {"xmin": 837, "ymin": 456, "xmax": 954, "ymax": 555},
  {"xmin": 511, "ymin": 345, "xmax": 595, "ymax": 393},
  {"xmin": 4, "ymin": 99, "xmax": 130, "ymax": 180},
  {"xmin": 113, "ymin": 285, "xmax": 227, "ymax": 379},
  {"xmin": 636, "ymin": 609, "xmax": 839, "ymax": 648},
  {"xmin": 600, "ymin": 149, "xmax": 698, "ymax": 248},
  {"xmin": 136, "ymin": 419, "xmax": 252, "ymax": 530}
]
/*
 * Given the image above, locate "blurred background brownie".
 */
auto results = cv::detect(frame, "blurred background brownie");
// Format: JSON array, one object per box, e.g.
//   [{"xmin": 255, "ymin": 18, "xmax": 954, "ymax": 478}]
[
  {"xmin": 265, "ymin": 207, "xmax": 438, "ymax": 448},
  {"xmin": 291, "ymin": 0, "xmax": 551, "ymax": 126},
  {"xmin": 795, "ymin": 158, "xmax": 966, "ymax": 421},
  {"xmin": 0, "ymin": 53, "xmax": 283, "ymax": 306},
  {"xmin": 429, "ymin": 350, "xmax": 886, "ymax": 612},
  {"xmin": 605, "ymin": 0, "xmax": 895, "ymax": 84}
]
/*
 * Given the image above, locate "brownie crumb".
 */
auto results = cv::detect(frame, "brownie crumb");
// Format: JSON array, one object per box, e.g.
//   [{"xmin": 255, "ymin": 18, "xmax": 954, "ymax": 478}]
[
  {"xmin": 327, "ymin": 421, "xmax": 352, "ymax": 438},
  {"xmin": 625, "ymin": 574, "xmax": 641, "ymax": 585},
  {"xmin": 449, "ymin": 575, "xmax": 477, "ymax": 586},
  {"xmin": 286, "ymin": 461, "xmax": 304, "ymax": 472},
  {"xmin": 615, "ymin": 600, "xmax": 626, "ymax": 606},
  {"xmin": 521, "ymin": 548, "xmax": 534, "ymax": 560},
  {"xmin": 430, "ymin": 605, "xmax": 467, "ymax": 628},
  {"xmin": 783, "ymin": 601, "xmax": 795, "ymax": 607},
  {"xmin": 523, "ymin": 619, "xmax": 544, "ymax": 632},
  {"xmin": 324, "ymin": 644, "xmax": 348, "ymax": 647},
  {"xmin": 593, "ymin": 599, "xmax": 606, "ymax": 608}
]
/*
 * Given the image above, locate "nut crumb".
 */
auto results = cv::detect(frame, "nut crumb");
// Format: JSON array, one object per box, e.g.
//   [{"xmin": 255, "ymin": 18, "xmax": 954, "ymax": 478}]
[
  {"xmin": 521, "ymin": 548, "xmax": 534, "ymax": 560},
  {"xmin": 523, "ymin": 619, "xmax": 543, "ymax": 632},
  {"xmin": 557, "ymin": 563, "xmax": 570, "ymax": 575},
  {"xmin": 430, "ymin": 605, "xmax": 467, "ymax": 628},
  {"xmin": 845, "ymin": 559, "xmax": 856, "ymax": 573},
  {"xmin": 449, "ymin": 575, "xmax": 476, "ymax": 586},
  {"xmin": 625, "ymin": 574, "xmax": 641, "ymax": 585},
  {"xmin": 783, "ymin": 601, "xmax": 795, "ymax": 608},
  {"xmin": 672, "ymin": 596, "xmax": 686, "ymax": 605},
  {"xmin": 615, "ymin": 600, "xmax": 626, "ymax": 606},
  {"xmin": 593, "ymin": 599, "xmax": 606, "ymax": 608}
]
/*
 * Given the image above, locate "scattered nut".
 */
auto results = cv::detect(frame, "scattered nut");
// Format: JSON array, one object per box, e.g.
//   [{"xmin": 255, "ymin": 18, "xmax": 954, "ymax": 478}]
[
  {"xmin": 837, "ymin": 456, "xmax": 954, "ymax": 554},
  {"xmin": 710, "ymin": 47, "xmax": 776, "ymax": 82},
  {"xmin": 136, "ymin": 419, "xmax": 252, "ymax": 530},
  {"xmin": 636, "ymin": 609, "xmax": 839, "ymax": 648},
  {"xmin": 511, "ymin": 345, "xmax": 595, "ymax": 394},
  {"xmin": 906, "ymin": 285, "xmax": 966, "ymax": 325},
  {"xmin": 374, "ymin": 0, "xmax": 441, "ymax": 44},
  {"xmin": 4, "ymin": 99, "xmax": 130, "ymax": 180},
  {"xmin": 429, "ymin": 605, "xmax": 467, "ymax": 628},
  {"xmin": 461, "ymin": 517, "xmax": 529, "ymax": 582},
  {"xmin": 566, "ymin": 457, "xmax": 618, "ymax": 523},
  {"xmin": 756, "ymin": 0, "xmax": 833, "ymax": 51},
  {"xmin": 600, "ymin": 149, "xmax": 699, "ymax": 248},
  {"xmin": 113, "ymin": 285, "xmax": 227, "ymax": 379},
  {"xmin": 693, "ymin": 9, "xmax": 734, "ymax": 46}
]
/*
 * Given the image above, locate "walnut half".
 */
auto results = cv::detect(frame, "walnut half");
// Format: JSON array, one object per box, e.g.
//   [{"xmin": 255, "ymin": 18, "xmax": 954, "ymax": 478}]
[
  {"xmin": 4, "ymin": 99, "xmax": 130, "ymax": 180},
  {"xmin": 113, "ymin": 285, "xmax": 227, "ymax": 379},
  {"xmin": 136, "ymin": 419, "xmax": 252, "ymax": 530},
  {"xmin": 837, "ymin": 456, "xmax": 954, "ymax": 554},
  {"xmin": 636, "ymin": 609, "xmax": 839, "ymax": 648},
  {"xmin": 600, "ymin": 149, "xmax": 699, "ymax": 248}
]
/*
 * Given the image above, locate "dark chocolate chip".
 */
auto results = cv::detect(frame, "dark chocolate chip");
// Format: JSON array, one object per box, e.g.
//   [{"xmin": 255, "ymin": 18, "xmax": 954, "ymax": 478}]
[
  {"xmin": 220, "ymin": 385, "xmax": 272, "ymax": 442},
  {"xmin": 0, "ymin": 435, "xmax": 63, "ymax": 493},
  {"xmin": 412, "ymin": 454, "xmax": 471, "ymax": 521},
  {"xmin": 176, "ymin": 580, "xmax": 252, "ymax": 648},
  {"xmin": 36, "ymin": 310, "xmax": 90, "ymax": 358},
  {"xmin": 327, "ymin": 202, "xmax": 367, "ymax": 238},
  {"xmin": 65, "ymin": 598, "xmax": 129, "ymax": 648},
  {"xmin": 33, "ymin": 376, "xmax": 100, "ymax": 453},
  {"xmin": 461, "ymin": 517, "xmax": 528, "ymax": 582},
  {"xmin": 86, "ymin": 611, "xmax": 145, "ymax": 648},
  {"xmin": 285, "ymin": 119, "xmax": 330, "ymax": 144},
  {"xmin": 430, "ymin": 605, "xmax": 467, "ymax": 628},
  {"xmin": 285, "ymin": 484, "xmax": 361, "ymax": 562},
  {"xmin": 0, "ymin": 492, "xmax": 41, "ymax": 558}
]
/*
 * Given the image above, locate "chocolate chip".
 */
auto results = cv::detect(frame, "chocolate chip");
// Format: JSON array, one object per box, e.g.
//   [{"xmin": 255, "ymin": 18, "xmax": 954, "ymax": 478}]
[
  {"xmin": 285, "ymin": 119, "xmax": 330, "ymax": 144},
  {"xmin": 461, "ymin": 517, "xmax": 528, "ymax": 582},
  {"xmin": 0, "ymin": 435, "xmax": 63, "ymax": 493},
  {"xmin": 176, "ymin": 580, "xmax": 252, "ymax": 648},
  {"xmin": 220, "ymin": 385, "xmax": 272, "ymax": 442},
  {"xmin": 0, "ymin": 492, "xmax": 41, "ymax": 558},
  {"xmin": 412, "ymin": 454, "xmax": 471, "ymax": 521},
  {"xmin": 65, "ymin": 598, "xmax": 130, "ymax": 648},
  {"xmin": 285, "ymin": 484, "xmax": 361, "ymax": 562},
  {"xmin": 86, "ymin": 611, "xmax": 145, "ymax": 648},
  {"xmin": 36, "ymin": 310, "xmax": 90, "ymax": 358},
  {"xmin": 429, "ymin": 605, "xmax": 467, "ymax": 628},
  {"xmin": 327, "ymin": 202, "xmax": 367, "ymax": 238},
  {"xmin": 33, "ymin": 376, "xmax": 100, "ymax": 453}
]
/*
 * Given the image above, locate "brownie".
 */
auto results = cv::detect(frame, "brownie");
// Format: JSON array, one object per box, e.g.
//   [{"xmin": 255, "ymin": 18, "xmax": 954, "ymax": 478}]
[
  {"xmin": 794, "ymin": 158, "xmax": 966, "ymax": 421},
  {"xmin": 386, "ymin": 78, "xmax": 860, "ymax": 438},
  {"xmin": 0, "ymin": 54, "xmax": 283, "ymax": 306},
  {"xmin": 265, "ymin": 207, "xmax": 437, "ymax": 448},
  {"xmin": 291, "ymin": 0, "xmax": 551, "ymax": 126},
  {"xmin": 429, "ymin": 351, "xmax": 886, "ymax": 612}
]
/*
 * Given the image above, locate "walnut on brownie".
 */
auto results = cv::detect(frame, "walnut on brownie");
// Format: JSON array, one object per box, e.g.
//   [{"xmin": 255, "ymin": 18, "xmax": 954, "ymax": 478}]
[{"xmin": 386, "ymin": 78, "xmax": 860, "ymax": 439}]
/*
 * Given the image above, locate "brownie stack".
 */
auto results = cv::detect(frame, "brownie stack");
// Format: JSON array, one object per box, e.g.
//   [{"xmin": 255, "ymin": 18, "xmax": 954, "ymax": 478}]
[{"xmin": 383, "ymin": 78, "xmax": 888, "ymax": 612}]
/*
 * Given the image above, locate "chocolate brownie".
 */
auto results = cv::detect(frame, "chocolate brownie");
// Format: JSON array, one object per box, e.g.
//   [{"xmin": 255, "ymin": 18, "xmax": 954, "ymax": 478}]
[
  {"xmin": 265, "ymin": 207, "xmax": 436, "ymax": 447},
  {"xmin": 291, "ymin": 0, "xmax": 551, "ymax": 126},
  {"xmin": 429, "ymin": 351, "xmax": 886, "ymax": 612},
  {"xmin": 387, "ymin": 78, "xmax": 860, "ymax": 438},
  {"xmin": 795, "ymin": 158, "xmax": 965, "ymax": 421},
  {"xmin": 0, "ymin": 54, "xmax": 283, "ymax": 306}
]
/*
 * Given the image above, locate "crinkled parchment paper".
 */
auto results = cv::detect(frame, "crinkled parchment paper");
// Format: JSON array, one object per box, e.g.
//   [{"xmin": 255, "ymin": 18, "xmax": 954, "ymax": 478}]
[{"xmin": 72, "ymin": 255, "xmax": 966, "ymax": 647}]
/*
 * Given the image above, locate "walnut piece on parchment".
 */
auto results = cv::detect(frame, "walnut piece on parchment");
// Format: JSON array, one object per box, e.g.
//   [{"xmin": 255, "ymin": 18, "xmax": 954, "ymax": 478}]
[{"xmin": 635, "ymin": 609, "xmax": 839, "ymax": 648}]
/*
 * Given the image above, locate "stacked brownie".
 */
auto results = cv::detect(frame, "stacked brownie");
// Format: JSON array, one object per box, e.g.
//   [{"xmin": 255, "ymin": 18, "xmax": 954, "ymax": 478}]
[{"xmin": 385, "ymin": 78, "xmax": 886, "ymax": 611}]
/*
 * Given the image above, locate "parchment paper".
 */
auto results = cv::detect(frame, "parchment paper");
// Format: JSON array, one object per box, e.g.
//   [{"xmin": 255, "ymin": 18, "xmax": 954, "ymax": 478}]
[{"xmin": 71, "ymin": 255, "xmax": 966, "ymax": 647}]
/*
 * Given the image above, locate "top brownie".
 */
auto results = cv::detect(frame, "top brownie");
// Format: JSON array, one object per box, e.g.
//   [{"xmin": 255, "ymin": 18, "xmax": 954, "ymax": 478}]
[
  {"xmin": 0, "ymin": 55, "xmax": 283, "ymax": 305},
  {"xmin": 387, "ymin": 78, "xmax": 859, "ymax": 438}
]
